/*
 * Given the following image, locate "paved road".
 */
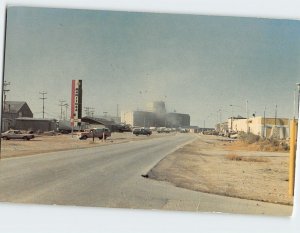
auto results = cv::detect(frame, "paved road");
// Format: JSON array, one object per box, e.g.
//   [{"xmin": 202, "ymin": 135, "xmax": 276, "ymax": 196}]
[{"xmin": 0, "ymin": 134, "xmax": 292, "ymax": 215}]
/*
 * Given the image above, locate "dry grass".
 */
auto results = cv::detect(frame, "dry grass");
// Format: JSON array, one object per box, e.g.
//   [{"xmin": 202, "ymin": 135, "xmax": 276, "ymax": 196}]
[
  {"xmin": 225, "ymin": 140, "xmax": 289, "ymax": 153},
  {"xmin": 148, "ymin": 135, "xmax": 293, "ymax": 207},
  {"xmin": 225, "ymin": 153, "xmax": 270, "ymax": 162}
]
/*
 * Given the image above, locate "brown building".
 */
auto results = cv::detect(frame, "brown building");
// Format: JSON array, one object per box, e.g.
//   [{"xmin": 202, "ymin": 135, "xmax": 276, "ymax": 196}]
[
  {"xmin": 15, "ymin": 118, "xmax": 58, "ymax": 133},
  {"xmin": 2, "ymin": 101, "xmax": 33, "ymax": 131}
]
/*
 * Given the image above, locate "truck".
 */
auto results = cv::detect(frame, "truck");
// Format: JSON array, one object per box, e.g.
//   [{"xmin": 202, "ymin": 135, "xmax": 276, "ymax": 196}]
[{"xmin": 78, "ymin": 128, "xmax": 111, "ymax": 140}]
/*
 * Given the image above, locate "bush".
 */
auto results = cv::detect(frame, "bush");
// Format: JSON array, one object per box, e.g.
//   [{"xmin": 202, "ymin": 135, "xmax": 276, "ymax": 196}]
[{"xmin": 238, "ymin": 132, "xmax": 260, "ymax": 144}]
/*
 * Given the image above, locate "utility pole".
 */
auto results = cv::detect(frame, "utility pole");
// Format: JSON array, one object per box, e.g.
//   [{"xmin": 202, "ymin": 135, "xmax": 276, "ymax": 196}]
[
  {"xmin": 84, "ymin": 107, "xmax": 94, "ymax": 117},
  {"xmin": 117, "ymin": 104, "xmax": 119, "ymax": 118},
  {"xmin": 2, "ymin": 81, "xmax": 10, "ymax": 111},
  {"xmin": 39, "ymin": 91, "xmax": 47, "ymax": 119},
  {"xmin": 84, "ymin": 107, "xmax": 90, "ymax": 116},
  {"xmin": 246, "ymin": 100, "xmax": 249, "ymax": 133},
  {"xmin": 103, "ymin": 111, "xmax": 108, "ymax": 118},
  {"xmin": 274, "ymin": 104, "xmax": 277, "ymax": 126},
  {"xmin": 289, "ymin": 83, "xmax": 300, "ymax": 196},
  {"xmin": 59, "ymin": 100, "xmax": 65, "ymax": 120},
  {"xmin": 297, "ymin": 83, "xmax": 300, "ymax": 118},
  {"xmin": 263, "ymin": 106, "xmax": 266, "ymax": 138},
  {"xmin": 64, "ymin": 103, "xmax": 69, "ymax": 120}
]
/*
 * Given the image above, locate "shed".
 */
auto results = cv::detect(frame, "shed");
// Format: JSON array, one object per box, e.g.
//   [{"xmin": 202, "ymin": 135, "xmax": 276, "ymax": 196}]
[{"xmin": 15, "ymin": 118, "xmax": 58, "ymax": 133}]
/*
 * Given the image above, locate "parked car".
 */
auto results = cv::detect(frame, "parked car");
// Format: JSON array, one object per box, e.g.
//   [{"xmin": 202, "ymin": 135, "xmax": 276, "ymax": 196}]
[
  {"xmin": 78, "ymin": 128, "xmax": 111, "ymax": 140},
  {"xmin": 1, "ymin": 130, "xmax": 35, "ymax": 140},
  {"xmin": 132, "ymin": 128, "xmax": 152, "ymax": 136},
  {"xmin": 113, "ymin": 123, "xmax": 132, "ymax": 132},
  {"xmin": 157, "ymin": 127, "xmax": 171, "ymax": 133}
]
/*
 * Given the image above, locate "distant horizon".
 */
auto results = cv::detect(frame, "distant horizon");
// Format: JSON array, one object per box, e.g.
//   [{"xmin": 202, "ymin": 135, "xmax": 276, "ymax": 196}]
[{"xmin": 3, "ymin": 7, "xmax": 300, "ymax": 127}]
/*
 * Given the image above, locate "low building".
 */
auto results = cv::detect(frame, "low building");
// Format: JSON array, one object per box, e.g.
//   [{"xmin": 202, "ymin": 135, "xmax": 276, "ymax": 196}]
[
  {"xmin": 230, "ymin": 116, "xmax": 290, "ymax": 139},
  {"xmin": 15, "ymin": 118, "xmax": 57, "ymax": 132}
]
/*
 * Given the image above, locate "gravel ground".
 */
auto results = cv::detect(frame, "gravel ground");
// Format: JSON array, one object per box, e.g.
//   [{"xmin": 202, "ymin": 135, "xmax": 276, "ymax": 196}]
[{"xmin": 147, "ymin": 134, "xmax": 293, "ymax": 206}]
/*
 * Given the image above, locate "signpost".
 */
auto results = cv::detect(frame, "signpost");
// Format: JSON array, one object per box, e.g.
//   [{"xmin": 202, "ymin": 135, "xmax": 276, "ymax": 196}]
[{"xmin": 70, "ymin": 80, "xmax": 82, "ymax": 138}]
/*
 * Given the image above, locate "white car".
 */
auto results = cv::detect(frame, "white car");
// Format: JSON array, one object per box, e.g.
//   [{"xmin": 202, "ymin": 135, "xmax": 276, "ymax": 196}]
[{"xmin": 1, "ymin": 130, "xmax": 35, "ymax": 140}]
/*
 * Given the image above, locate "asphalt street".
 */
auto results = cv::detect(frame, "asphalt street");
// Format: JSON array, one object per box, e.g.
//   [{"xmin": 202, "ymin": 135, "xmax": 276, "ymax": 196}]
[{"xmin": 0, "ymin": 134, "xmax": 292, "ymax": 215}]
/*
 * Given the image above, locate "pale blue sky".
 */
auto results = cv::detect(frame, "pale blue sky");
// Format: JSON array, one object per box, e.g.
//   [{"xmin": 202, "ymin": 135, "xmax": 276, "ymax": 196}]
[{"xmin": 4, "ymin": 7, "xmax": 300, "ymax": 126}]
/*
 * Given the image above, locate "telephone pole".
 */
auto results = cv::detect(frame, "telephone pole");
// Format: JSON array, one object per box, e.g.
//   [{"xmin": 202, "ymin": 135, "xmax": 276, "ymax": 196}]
[
  {"xmin": 2, "ymin": 81, "xmax": 10, "ymax": 111},
  {"xmin": 274, "ymin": 104, "xmax": 277, "ymax": 126},
  {"xmin": 64, "ymin": 103, "xmax": 69, "ymax": 120},
  {"xmin": 84, "ymin": 106, "xmax": 95, "ymax": 117},
  {"xmin": 59, "ymin": 100, "xmax": 65, "ymax": 120},
  {"xmin": 39, "ymin": 91, "xmax": 47, "ymax": 119}
]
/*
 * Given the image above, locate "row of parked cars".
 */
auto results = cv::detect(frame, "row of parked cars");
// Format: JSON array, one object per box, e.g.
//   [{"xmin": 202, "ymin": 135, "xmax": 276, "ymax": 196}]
[{"xmin": 1, "ymin": 126, "xmax": 189, "ymax": 141}]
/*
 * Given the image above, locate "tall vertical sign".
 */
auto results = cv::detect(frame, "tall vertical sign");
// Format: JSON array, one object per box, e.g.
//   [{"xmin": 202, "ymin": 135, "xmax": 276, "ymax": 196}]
[{"xmin": 71, "ymin": 80, "xmax": 82, "ymax": 127}]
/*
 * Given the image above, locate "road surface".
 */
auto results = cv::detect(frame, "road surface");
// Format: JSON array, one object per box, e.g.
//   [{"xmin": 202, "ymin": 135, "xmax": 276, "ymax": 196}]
[{"xmin": 0, "ymin": 133, "xmax": 292, "ymax": 215}]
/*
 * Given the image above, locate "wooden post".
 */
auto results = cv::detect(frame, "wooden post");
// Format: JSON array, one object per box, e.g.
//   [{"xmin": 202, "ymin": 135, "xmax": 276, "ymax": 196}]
[{"xmin": 289, "ymin": 119, "xmax": 297, "ymax": 196}]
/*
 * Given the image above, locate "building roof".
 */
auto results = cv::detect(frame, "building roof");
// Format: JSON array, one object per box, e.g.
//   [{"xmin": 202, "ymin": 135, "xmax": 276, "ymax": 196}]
[
  {"xmin": 81, "ymin": 116, "xmax": 114, "ymax": 125},
  {"xmin": 3, "ymin": 101, "xmax": 28, "ymax": 113},
  {"xmin": 16, "ymin": 117, "xmax": 57, "ymax": 121}
]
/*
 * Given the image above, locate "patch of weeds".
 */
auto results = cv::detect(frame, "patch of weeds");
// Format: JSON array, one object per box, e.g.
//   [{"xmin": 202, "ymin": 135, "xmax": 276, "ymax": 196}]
[{"xmin": 225, "ymin": 153, "xmax": 269, "ymax": 162}]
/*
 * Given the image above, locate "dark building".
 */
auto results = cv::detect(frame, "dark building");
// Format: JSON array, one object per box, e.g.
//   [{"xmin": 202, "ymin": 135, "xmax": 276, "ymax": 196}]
[
  {"xmin": 15, "ymin": 118, "xmax": 58, "ymax": 133},
  {"xmin": 2, "ymin": 101, "xmax": 33, "ymax": 131},
  {"xmin": 166, "ymin": 112, "xmax": 190, "ymax": 128}
]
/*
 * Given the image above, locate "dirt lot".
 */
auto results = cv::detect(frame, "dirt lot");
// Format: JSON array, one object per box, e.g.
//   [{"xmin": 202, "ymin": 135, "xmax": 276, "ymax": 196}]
[
  {"xmin": 0, "ymin": 132, "xmax": 174, "ymax": 159},
  {"xmin": 147, "ymin": 134, "xmax": 293, "ymax": 206}
]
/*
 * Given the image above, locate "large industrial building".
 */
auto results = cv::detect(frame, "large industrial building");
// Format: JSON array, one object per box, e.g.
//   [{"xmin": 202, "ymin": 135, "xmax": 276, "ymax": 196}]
[{"xmin": 121, "ymin": 101, "xmax": 190, "ymax": 128}]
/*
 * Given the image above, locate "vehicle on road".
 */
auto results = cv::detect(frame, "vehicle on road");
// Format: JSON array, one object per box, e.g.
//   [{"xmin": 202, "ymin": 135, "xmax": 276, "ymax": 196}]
[
  {"xmin": 157, "ymin": 127, "xmax": 171, "ymax": 133},
  {"xmin": 78, "ymin": 128, "xmax": 111, "ymax": 140},
  {"xmin": 1, "ymin": 130, "xmax": 35, "ymax": 140},
  {"xmin": 132, "ymin": 128, "xmax": 152, "ymax": 136},
  {"xmin": 113, "ymin": 123, "xmax": 132, "ymax": 132}
]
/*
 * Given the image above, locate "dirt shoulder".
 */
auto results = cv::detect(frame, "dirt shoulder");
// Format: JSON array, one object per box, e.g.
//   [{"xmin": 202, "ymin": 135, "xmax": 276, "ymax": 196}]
[
  {"xmin": 0, "ymin": 132, "xmax": 174, "ymax": 159},
  {"xmin": 147, "ymin": 134, "xmax": 293, "ymax": 206}
]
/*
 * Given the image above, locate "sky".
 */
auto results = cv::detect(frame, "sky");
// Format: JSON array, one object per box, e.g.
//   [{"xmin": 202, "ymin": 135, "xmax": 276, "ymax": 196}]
[{"xmin": 3, "ymin": 7, "xmax": 300, "ymax": 127}]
